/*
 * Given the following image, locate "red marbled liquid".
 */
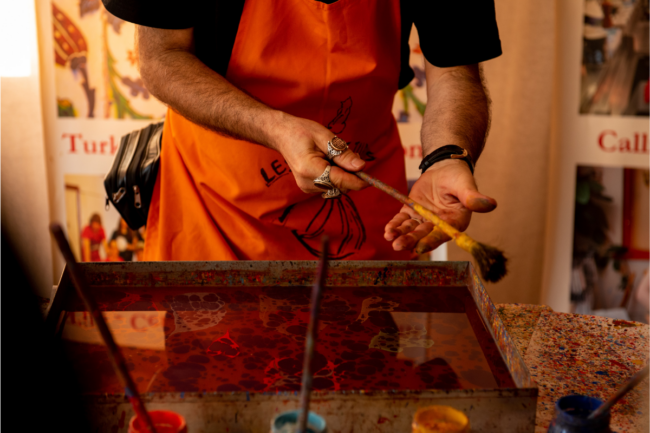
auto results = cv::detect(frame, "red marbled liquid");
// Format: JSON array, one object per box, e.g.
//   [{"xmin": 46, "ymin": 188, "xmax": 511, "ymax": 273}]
[{"xmin": 63, "ymin": 286, "xmax": 514, "ymax": 394}]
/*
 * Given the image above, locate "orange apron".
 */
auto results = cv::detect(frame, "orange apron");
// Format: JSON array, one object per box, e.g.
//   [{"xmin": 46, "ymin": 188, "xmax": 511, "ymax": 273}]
[{"xmin": 144, "ymin": 0, "xmax": 411, "ymax": 261}]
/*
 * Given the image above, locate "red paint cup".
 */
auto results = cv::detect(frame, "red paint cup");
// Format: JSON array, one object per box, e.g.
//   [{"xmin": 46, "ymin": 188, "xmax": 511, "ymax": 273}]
[{"xmin": 128, "ymin": 410, "xmax": 187, "ymax": 433}]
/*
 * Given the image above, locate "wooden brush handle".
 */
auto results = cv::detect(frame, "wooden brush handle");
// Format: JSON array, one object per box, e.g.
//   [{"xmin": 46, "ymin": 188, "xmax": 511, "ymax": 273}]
[
  {"xmin": 355, "ymin": 171, "xmax": 477, "ymax": 252},
  {"xmin": 50, "ymin": 224, "xmax": 158, "ymax": 433},
  {"xmin": 589, "ymin": 364, "xmax": 649, "ymax": 419},
  {"xmin": 297, "ymin": 237, "xmax": 329, "ymax": 433}
]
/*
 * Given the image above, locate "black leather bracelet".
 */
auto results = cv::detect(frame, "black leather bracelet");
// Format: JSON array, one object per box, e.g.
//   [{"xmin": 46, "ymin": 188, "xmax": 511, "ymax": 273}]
[{"xmin": 418, "ymin": 144, "xmax": 475, "ymax": 175}]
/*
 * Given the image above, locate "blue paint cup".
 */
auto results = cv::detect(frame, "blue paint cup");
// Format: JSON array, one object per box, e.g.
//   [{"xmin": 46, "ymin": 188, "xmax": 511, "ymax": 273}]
[
  {"xmin": 547, "ymin": 395, "xmax": 611, "ymax": 433},
  {"xmin": 270, "ymin": 410, "xmax": 327, "ymax": 433}
]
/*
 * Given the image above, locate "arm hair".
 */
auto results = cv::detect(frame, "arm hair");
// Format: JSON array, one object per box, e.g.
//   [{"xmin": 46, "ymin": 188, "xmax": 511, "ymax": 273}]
[
  {"xmin": 136, "ymin": 26, "xmax": 287, "ymax": 149},
  {"xmin": 421, "ymin": 62, "xmax": 491, "ymax": 162}
]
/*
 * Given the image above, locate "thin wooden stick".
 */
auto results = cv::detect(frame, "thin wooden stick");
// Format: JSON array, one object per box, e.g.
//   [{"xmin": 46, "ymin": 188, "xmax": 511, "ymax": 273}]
[
  {"xmin": 589, "ymin": 364, "xmax": 649, "ymax": 419},
  {"xmin": 297, "ymin": 236, "xmax": 329, "ymax": 433},
  {"xmin": 50, "ymin": 223, "xmax": 157, "ymax": 433},
  {"xmin": 355, "ymin": 171, "xmax": 507, "ymax": 282}
]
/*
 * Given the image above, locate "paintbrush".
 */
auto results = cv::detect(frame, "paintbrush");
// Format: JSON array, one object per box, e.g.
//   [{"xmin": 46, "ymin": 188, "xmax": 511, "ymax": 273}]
[
  {"xmin": 588, "ymin": 364, "xmax": 649, "ymax": 419},
  {"xmin": 296, "ymin": 236, "xmax": 329, "ymax": 433},
  {"xmin": 49, "ymin": 223, "xmax": 158, "ymax": 433},
  {"xmin": 355, "ymin": 171, "xmax": 507, "ymax": 283}
]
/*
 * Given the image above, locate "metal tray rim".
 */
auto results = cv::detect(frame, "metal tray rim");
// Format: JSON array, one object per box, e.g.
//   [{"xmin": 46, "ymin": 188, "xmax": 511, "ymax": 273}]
[{"xmin": 50, "ymin": 260, "xmax": 536, "ymax": 393}]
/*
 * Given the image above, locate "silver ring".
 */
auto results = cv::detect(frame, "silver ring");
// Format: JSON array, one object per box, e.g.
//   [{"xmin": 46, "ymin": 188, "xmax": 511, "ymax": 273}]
[
  {"xmin": 322, "ymin": 188, "xmax": 341, "ymax": 199},
  {"xmin": 411, "ymin": 217, "xmax": 424, "ymax": 224},
  {"xmin": 326, "ymin": 136, "xmax": 348, "ymax": 160},
  {"xmin": 313, "ymin": 165, "xmax": 335, "ymax": 190}
]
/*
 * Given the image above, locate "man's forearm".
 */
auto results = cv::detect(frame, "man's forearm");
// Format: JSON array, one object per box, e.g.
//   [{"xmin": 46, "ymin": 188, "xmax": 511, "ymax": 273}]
[
  {"xmin": 136, "ymin": 26, "xmax": 368, "ymax": 194},
  {"xmin": 421, "ymin": 63, "xmax": 490, "ymax": 162},
  {"xmin": 137, "ymin": 26, "xmax": 285, "ymax": 149}
]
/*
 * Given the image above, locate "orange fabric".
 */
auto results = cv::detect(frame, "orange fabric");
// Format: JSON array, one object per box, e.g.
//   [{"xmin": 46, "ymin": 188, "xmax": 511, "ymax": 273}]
[{"xmin": 144, "ymin": 0, "xmax": 410, "ymax": 261}]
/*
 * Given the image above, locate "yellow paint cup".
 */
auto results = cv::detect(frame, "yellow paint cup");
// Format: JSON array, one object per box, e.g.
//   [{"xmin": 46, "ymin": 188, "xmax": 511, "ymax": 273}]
[{"xmin": 411, "ymin": 406, "xmax": 470, "ymax": 433}]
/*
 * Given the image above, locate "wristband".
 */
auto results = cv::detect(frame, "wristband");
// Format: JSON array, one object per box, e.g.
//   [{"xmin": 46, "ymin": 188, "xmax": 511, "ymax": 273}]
[{"xmin": 418, "ymin": 145, "xmax": 475, "ymax": 175}]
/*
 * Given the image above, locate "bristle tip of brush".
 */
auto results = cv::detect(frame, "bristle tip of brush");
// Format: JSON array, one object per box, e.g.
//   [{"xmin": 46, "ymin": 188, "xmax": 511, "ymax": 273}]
[{"xmin": 471, "ymin": 242, "xmax": 507, "ymax": 283}]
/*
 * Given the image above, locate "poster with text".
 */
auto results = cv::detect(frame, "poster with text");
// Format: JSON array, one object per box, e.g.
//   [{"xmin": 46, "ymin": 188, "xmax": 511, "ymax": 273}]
[
  {"xmin": 39, "ymin": 0, "xmax": 166, "ymax": 275},
  {"xmin": 542, "ymin": 0, "xmax": 649, "ymax": 313}
]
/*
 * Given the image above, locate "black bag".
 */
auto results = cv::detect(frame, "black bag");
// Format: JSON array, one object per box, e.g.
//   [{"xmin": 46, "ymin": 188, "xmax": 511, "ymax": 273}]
[{"xmin": 104, "ymin": 122, "xmax": 163, "ymax": 230}]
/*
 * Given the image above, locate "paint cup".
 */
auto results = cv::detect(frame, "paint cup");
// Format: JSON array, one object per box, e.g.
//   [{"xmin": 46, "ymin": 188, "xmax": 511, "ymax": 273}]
[
  {"xmin": 547, "ymin": 395, "xmax": 611, "ymax": 433},
  {"xmin": 270, "ymin": 410, "xmax": 327, "ymax": 433},
  {"xmin": 128, "ymin": 410, "xmax": 187, "ymax": 433},
  {"xmin": 411, "ymin": 405, "xmax": 470, "ymax": 433}
]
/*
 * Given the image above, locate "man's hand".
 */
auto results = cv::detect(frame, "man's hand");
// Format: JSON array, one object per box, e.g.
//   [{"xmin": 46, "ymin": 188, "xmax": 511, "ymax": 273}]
[
  {"xmin": 384, "ymin": 159, "xmax": 496, "ymax": 254},
  {"xmin": 137, "ymin": 26, "xmax": 366, "ymax": 194},
  {"xmin": 385, "ymin": 59, "xmax": 494, "ymax": 254},
  {"xmin": 266, "ymin": 114, "xmax": 367, "ymax": 194}
]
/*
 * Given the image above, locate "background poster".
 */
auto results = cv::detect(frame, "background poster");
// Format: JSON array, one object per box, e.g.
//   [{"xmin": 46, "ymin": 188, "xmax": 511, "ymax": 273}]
[
  {"xmin": 38, "ymin": 4, "xmax": 436, "ymax": 273},
  {"xmin": 51, "ymin": 0, "xmax": 165, "ymax": 120},
  {"xmin": 391, "ymin": 28, "xmax": 448, "ymax": 261},
  {"xmin": 40, "ymin": 1, "xmax": 166, "ymax": 270},
  {"xmin": 570, "ymin": 165, "xmax": 649, "ymax": 323},
  {"xmin": 542, "ymin": 0, "xmax": 649, "ymax": 313},
  {"xmin": 392, "ymin": 30, "xmax": 428, "ymax": 189},
  {"xmin": 580, "ymin": 0, "xmax": 648, "ymax": 116}
]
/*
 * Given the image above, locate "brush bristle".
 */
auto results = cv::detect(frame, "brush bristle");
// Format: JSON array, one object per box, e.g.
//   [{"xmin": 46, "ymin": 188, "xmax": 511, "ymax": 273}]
[{"xmin": 471, "ymin": 243, "xmax": 508, "ymax": 283}]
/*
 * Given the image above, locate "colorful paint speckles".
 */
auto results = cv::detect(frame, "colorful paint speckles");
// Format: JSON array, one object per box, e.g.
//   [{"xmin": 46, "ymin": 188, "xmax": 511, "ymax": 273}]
[
  {"xmin": 497, "ymin": 303, "xmax": 554, "ymax": 357},
  {"xmin": 521, "ymin": 310, "xmax": 649, "ymax": 433}
]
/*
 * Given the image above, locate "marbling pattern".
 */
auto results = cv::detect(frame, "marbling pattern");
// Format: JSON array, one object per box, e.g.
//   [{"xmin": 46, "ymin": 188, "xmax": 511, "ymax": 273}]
[{"xmin": 63, "ymin": 285, "xmax": 514, "ymax": 396}]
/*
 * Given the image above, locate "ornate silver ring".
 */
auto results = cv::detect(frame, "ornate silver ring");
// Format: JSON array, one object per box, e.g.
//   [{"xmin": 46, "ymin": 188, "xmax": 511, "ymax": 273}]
[
  {"xmin": 326, "ymin": 136, "xmax": 348, "ymax": 160},
  {"xmin": 322, "ymin": 188, "xmax": 341, "ymax": 199},
  {"xmin": 313, "ymin": 165, "xmax": 335, "ymax": 190}
]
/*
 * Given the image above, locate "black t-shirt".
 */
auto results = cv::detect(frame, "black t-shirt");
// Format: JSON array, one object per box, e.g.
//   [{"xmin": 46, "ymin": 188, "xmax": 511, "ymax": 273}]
[{"xmin": 102, "ymin": 0, "xmax": 502, "ymax": 89}]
